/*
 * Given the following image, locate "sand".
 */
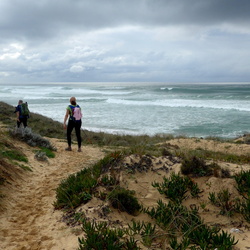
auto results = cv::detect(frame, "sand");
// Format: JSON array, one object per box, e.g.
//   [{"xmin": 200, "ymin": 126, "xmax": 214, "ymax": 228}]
[
  {"xmin": 0, "ymin": 134, "xmax": 105, "ymax": 250},
  {"xmin": 0, "ymin": 129, "xmax": 250, "ymax": 249}
]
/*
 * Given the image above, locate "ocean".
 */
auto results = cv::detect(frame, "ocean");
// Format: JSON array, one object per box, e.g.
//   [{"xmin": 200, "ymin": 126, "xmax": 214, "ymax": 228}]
[{"xmin": 1, "ymin": 82, "xmax": 250, "ymax": 139}]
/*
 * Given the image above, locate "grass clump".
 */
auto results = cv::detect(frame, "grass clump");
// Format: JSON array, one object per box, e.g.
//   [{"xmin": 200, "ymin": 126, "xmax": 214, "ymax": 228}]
[
  {"xmin": 34, "ymin": 147, "xmax": 55, "ymax": 161},
  {"xmin": 0, "ymin": 131, "xmax": 28, "ymax": 163},
  {"xmin": 2, "ymin": 149, "xmax": 28, "ymax": 163},
  {"xmin": 17, "ymin": 163, "xmax": 32, "ymax": 172},
  {"xmin": 108, "ymin": 186, "xmax": 141, "ymax": 215},
  {"xmin": 38, "ymin": 147, "xmax": 55, "ymax": 158}
]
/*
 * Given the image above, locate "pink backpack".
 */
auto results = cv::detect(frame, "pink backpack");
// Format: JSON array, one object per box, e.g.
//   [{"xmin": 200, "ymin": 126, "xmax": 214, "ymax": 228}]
[
  {"xmin": 70, "ymin": 105, "xmax": 82, "ymax": 121},
  {"xmin": 73, "ymin": 107, "xmax": 82, "ymax": 120}
]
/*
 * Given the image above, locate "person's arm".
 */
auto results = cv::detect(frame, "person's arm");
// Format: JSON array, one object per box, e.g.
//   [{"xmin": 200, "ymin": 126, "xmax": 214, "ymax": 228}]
[{"xmin": 63, "ymin": 109, "xmax": 70, "ymax": 129}]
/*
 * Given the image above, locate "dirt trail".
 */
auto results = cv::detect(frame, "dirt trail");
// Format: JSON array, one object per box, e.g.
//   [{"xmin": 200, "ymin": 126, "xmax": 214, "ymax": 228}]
[{"xmin": 0, "ymin": 138, "xmax": 105, "ymax": 250}]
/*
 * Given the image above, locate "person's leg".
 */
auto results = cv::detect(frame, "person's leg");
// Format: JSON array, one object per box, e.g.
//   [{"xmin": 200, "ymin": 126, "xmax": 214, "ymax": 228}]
[
  {"xmin": 66, "ymin": 120, "xmax": 74, "ymax": 150},
  {"xmin": 75, "ymin": 121, "xmax": 82, "ymax": 151},
  {"xmin": 22, "ymin": 117, "xmax": 28, "ymax": 128}
]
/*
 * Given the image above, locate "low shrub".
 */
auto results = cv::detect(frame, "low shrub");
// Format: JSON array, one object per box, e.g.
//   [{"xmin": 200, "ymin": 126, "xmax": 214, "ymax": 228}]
[
  {"xmin": 54, "ymin": 152, "xmax": 125, "ymax": 209},
  {"xmin": 208, "ymin": 189, "xmax": 237, "ymax": 216},
  {"xmin": 108, "ymin": 187, "xmax": 141, "ymax": 215},
  {"xmin": 234, "ymin": 171, "xmax": 250, "ymax": 222},
  {"xmin": 152, "ymin": 172, "xmax": 201, "ymax": 204},
  {"xmin": 95, "ymin": 151, "xmax": 123, "ymax": 174},
  {"xmin": 144, "ymin": 199, "xmax": 238, "ymax": 249},
  {"xmin": 34, "ymin": 151, "xmax": 48, "ymax": 162},
  {"xmin": 9, "ymin": 127, "xmax": 56, "ymax": 151},
  {"xmin": 238, "ymin": 198, "xmax": 250, "ymax": 223},
  {"xmin": 187, "ymin": 225, "xmax": 238, "ymax": 249},
  {"xmin": 54, "ymin": 168, "xmax": 97, "ymax": 209},
  {"xmin": 181, "ymin": 156, "xmax": 213, "ymax": 177},
  {"xmin": 234, "ymin": 170, "xmax": 250, "ymax": 198},
  {"xmin": 144, "ymin": 200, "xmax": 201, "ymax": 231},
  {"xmin": 100, "ymin": 174, "xmax": 117, "ymax": 186},
  {"xmin": 78, "ymin": 219, "xmax": 140, "ymax": 249},
  {"xmin": 128, "ymin": 221, "xmax": 156, "ymax": 247},
  {"xmin": 221, "ymin": 168, "xmax": 231, "ymax": 178}
]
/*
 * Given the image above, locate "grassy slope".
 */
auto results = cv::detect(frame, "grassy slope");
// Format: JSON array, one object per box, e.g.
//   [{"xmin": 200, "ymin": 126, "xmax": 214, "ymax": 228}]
[
  {"xmin": 0, "ymin": 101, "xmax": 172, "ymax": 148},
  {"xmin": 1, "ymin": 101, "xmax": 250, "ymax": 161},
  {"xmin": 0, "ymin": 101, "xmax": 65, "ymax": 139}
]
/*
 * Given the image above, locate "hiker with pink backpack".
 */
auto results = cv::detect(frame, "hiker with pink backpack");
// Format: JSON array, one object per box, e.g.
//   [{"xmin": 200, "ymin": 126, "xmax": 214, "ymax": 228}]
[{"xmin": 63, "ymin": 97, "xmax": 83, "ymax": 152}]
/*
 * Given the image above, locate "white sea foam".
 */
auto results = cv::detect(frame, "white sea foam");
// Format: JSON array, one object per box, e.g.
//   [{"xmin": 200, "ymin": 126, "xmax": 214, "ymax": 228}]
[
  {"xmin": 1, "ymin": 82, "xmax": 250, "ymax": 138},
  {"xmin": 106, "ymin": 97, "xmax": 250, "ymax": 112},
  {"xmin": 160, "ymin": 87, "xmax": 173, "ymax": 90}
]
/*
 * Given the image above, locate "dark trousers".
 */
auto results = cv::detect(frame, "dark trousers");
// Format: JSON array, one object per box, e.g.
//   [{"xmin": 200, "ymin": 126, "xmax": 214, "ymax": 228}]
[
  {"xmin": 67, "ymin": 120, "xmax": 82, "ymax": 148},
  {"xmin": 17, "ymin": 117, "xmax": 28, "ymax": 128}
]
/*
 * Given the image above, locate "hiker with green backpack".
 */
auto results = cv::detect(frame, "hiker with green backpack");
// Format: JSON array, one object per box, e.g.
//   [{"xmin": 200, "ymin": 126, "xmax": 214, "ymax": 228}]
[{"xmin": 15, "ymin": 100, "xmax": 30, "ymax": 128}]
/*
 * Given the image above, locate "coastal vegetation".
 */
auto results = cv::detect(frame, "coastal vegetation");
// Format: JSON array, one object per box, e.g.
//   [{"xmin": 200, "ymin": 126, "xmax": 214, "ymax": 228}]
[
  {"xmin": 1, "ymin": 101, "xmax": 250, "ymax": 249},
  {"xmin": 53, "ymin": 148, "xmax": 250, "ymax": 249}
]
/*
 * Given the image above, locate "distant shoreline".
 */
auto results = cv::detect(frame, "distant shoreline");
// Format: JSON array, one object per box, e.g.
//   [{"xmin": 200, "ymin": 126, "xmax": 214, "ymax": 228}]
[{"xmin": 1, "ymin": 81, "xmax": 250, "ymax": 87}]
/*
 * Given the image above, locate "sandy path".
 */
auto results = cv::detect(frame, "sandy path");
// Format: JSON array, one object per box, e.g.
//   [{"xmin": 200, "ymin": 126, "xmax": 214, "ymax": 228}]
[{"xmin": 0, "ymin": 138, "xmax": 105, "ymax": 250}]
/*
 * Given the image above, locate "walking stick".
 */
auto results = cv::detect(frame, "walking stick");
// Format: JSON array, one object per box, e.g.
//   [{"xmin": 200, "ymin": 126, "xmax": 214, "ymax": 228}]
[{"xmin": 82, "ymin": 129, "xmax": 92, "ymax": 144}]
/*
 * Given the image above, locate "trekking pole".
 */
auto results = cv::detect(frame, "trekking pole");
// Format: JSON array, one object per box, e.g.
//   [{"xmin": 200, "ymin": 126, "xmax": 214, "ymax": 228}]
[{"xmin": 82, "ymin": 129, "xmax": 92, "ymax": 144}]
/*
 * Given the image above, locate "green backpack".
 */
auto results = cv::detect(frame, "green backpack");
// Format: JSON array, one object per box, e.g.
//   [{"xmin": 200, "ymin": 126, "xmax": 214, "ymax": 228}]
[{"xmin": 20, "ymin": 102, "xmax": 30, "ymax": 116}]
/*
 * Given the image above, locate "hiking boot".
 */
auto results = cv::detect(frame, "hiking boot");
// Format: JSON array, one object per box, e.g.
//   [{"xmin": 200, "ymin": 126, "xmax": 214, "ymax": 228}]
[
  {"xmin": 65, "ymin": 147, "xmax": 72, "ymax": 151},
  {"xmin": 78, "ymin": 148, "xmax": 82, "ymax": 152}
]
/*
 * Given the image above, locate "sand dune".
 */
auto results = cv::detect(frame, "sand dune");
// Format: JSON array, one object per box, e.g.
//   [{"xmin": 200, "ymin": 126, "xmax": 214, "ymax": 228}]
[{"xmin": 1, "ymin": 129, "xmax": 250, "ymax": 249}]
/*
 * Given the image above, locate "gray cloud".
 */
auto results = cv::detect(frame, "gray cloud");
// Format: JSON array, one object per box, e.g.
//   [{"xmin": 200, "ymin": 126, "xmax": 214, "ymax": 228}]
[
  {"xmin": 0, "ymin": 0, "xmax": 250, "ymax": 83},
  {"xmin": 2, "ymin": 0, "xmax": 250, "ymax": 40}
]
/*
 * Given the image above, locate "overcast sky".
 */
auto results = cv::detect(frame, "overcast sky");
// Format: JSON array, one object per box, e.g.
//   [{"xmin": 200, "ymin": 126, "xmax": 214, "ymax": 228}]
[{"xmin": 0, "ymin": 0, "xmax": 250, "ymax": 83}]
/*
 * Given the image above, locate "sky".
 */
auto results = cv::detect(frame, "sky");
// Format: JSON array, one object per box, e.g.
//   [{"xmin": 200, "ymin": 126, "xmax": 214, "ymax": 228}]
[{"xmin": 0, "ymin": 0, "xmax": 250, "ymax": 83}]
